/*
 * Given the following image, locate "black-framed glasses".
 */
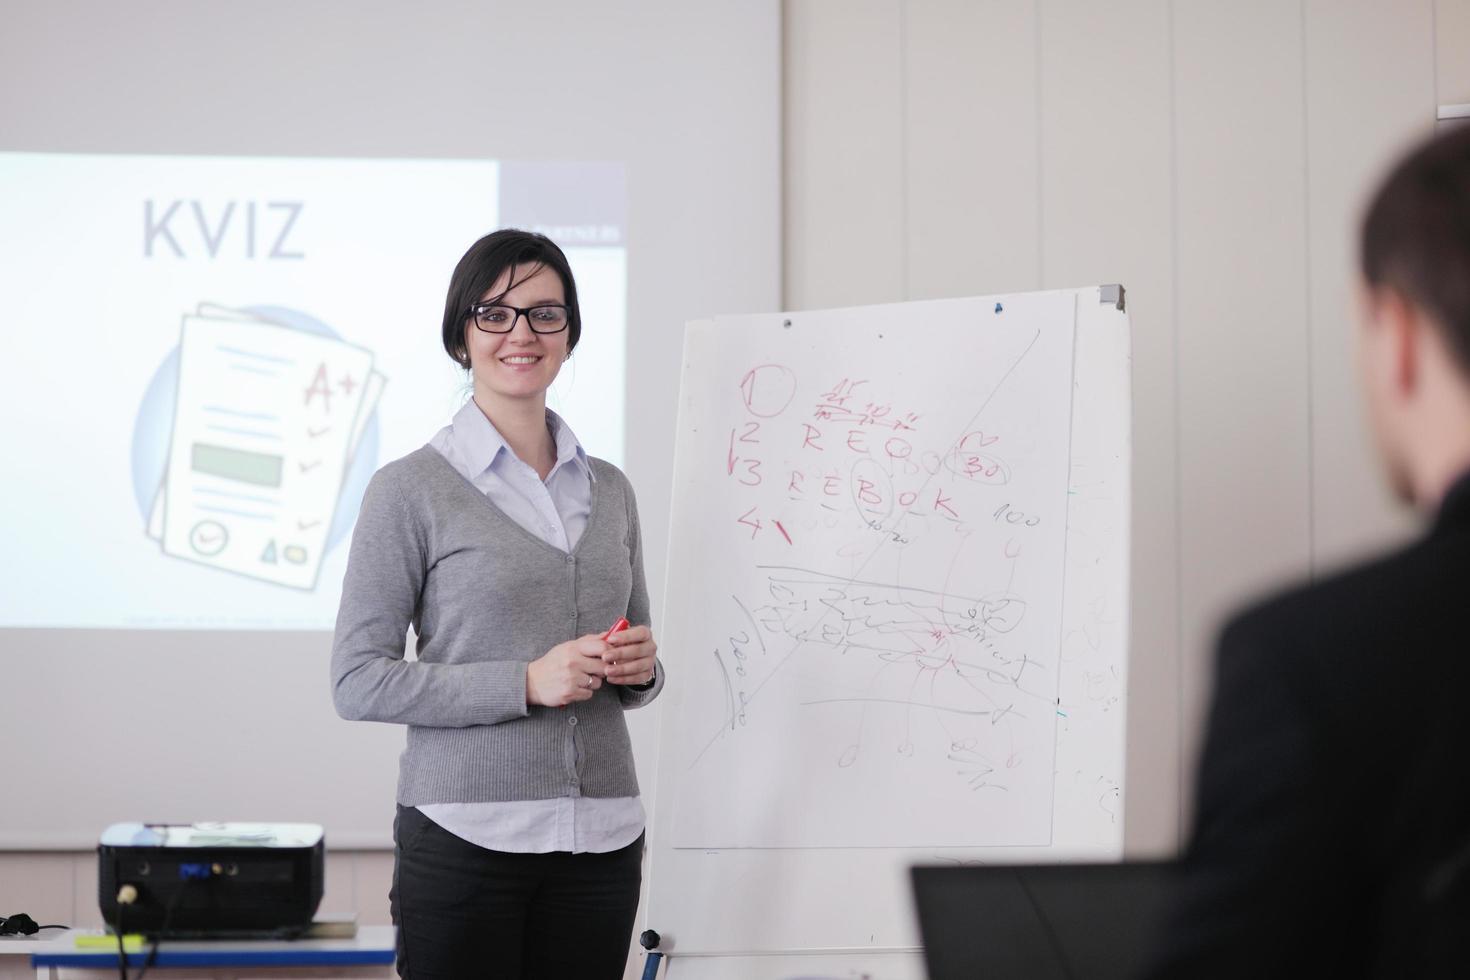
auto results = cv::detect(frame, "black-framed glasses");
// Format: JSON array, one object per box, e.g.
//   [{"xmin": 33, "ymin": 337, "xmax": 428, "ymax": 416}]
[{"xmin": 466, "ymin": 303, "xmax": 571, "ymax": 334}]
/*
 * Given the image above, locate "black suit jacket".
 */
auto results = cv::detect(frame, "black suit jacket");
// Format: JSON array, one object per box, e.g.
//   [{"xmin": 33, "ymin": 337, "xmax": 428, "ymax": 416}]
[{"xmin": 1147, "ymin": 472, "xmax": 1470, "ymax": 978}]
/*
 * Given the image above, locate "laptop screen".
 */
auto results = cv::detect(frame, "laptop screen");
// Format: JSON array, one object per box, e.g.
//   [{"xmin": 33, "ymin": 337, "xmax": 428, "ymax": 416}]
[{"xmin": 911, "ymin": 862, "xmax": 1173, "ymax": 980}]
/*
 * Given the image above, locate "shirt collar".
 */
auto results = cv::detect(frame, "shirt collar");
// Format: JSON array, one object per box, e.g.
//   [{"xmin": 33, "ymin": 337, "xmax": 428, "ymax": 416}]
[
  {"xmin": 546, "ymin": 408, "xmax": 595, "ymax": 483},
  {"xmin": 449, "ymin": 400, "xmax": 593, "ymax": 482}
]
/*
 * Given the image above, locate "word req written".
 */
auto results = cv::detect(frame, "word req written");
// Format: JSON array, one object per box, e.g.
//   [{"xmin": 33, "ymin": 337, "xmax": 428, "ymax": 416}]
[{"xmin": 722, "ymin": 366, "xmax": 1019, "ymax": 542}]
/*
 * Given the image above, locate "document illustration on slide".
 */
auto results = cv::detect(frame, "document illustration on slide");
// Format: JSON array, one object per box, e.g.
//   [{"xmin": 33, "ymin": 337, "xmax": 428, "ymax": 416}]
[{"xmin": 144, "ymin": 304, "xmax": 385, "ymax": 590}]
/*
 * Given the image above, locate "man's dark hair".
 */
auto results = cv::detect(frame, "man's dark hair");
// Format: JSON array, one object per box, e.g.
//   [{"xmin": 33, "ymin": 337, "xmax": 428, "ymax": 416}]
[
  {"xmin": 441, "ymin": 229, "xmax": 582, "ymax": 368},
  {"xmin": 1361, "ymin": 124, "xmax": 1470, "ymax": 370}
]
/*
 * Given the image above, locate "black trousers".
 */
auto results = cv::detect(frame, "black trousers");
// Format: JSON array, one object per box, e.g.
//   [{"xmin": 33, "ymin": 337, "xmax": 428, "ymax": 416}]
[{"xmin": 390, "ymin": 804, "xmax": 644, "ymax": 980}]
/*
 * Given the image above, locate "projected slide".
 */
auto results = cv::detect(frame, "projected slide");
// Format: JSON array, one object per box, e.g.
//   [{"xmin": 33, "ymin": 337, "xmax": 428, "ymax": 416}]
[{"xmin": 0, "ymin": 153, "xmax": 626, "ymax": 629}]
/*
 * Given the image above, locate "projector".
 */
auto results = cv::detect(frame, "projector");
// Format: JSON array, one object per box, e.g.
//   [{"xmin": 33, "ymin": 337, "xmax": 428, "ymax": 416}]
[{"xmin": 98, "ymin": 822, "xmax": 324, "ymax": 937}]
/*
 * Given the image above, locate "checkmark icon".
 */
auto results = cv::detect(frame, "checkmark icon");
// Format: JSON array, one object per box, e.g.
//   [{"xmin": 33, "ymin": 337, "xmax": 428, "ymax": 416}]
[
  {"xmin": 298, "ymin": 459, "xmax": 322, "ymax": 474},
  {"xmin": 307, "ymin": 425, "xmax": 331, "ymax": 439},
  {"xmin": 297, "ymin": 519, "xmax": 321, "ymax": 531}
]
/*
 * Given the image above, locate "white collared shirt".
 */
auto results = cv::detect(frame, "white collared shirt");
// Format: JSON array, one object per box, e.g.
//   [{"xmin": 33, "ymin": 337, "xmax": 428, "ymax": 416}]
[{"xmin": 419, "ymin": 399, "xmax": 645, "ymax": 854}]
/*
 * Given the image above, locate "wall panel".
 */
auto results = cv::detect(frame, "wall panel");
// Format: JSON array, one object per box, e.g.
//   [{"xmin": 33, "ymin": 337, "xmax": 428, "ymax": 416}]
[
  {"xmin": 1171, "ymin": 0, "xmax": 1312, "ymax": 818},
  {"xmin": 1438, "ymin": 0, "xmax": 1470, "ymax": 104},
  {"xmin": 904, "ymin": 0, "xmax": 1040, "ymax": 299},
  {"xmin": 1305, "ymin": 0, "xmax": 1433, "ymax": 573},
  {"xmin": 1038, "ymin": 0, "xmax": 1177, "ymax": 853},
  {"xmin": 784, "ymin": 0, "xmax": 906, "ymax": 309}
]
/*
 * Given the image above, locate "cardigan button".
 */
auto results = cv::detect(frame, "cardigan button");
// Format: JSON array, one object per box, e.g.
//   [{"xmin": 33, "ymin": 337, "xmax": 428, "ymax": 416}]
[{"xmin": 568, "ymin": 716, "xmax": 578, "ymax": 726}]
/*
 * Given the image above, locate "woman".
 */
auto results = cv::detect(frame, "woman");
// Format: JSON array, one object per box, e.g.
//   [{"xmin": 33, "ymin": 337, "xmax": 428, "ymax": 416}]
[{"xmin": 331, "ymin": 229, "xmax": 664, "ymax": 979}]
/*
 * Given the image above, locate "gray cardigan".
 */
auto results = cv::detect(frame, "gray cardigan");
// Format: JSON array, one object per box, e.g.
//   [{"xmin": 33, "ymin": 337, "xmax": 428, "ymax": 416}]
[{"xmin": 330, "ymin": 446, "xmax": 664, "ymax": 805}]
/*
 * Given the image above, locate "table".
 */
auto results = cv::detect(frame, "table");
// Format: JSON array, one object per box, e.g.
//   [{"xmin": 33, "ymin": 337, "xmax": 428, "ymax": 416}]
[
  {"xmin": 30, "ymin": 927, "xmax": 396, "ymax": 979},
  {"xmin": 0, "ymin": 934, "xmax": 63, "ymax": 980}
]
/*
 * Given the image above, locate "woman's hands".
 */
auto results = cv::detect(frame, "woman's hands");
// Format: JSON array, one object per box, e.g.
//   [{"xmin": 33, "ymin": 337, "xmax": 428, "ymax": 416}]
[
  {"xmin": 603, "ymin": 624, "xmax": 658, "ymax": 687},
  {"xmin": 525, "ymin": 626, "xmax": 659, "ymax": 707},
  {"xmin": 526, "ymin": 635, "xmax": 607, "ymax": 707}
]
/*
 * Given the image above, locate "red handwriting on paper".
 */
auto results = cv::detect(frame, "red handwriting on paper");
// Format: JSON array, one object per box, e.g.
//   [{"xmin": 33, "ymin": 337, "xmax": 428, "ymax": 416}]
[
  {"xmin": 819, "ymin": 377, "xmax": 866, "ymax": 406},
  {"xmin": 727, "ymin": 364, "xmax": 804, "ymax": 546},
  {"xmin": 946, "ymin": 431, "xmax": 1011, "ymax": 485},
  {"xmin": 740, "ymin": 364, "xmax": 798, "ymax": 418},
  {"xmin": 726, "ymin": 426, "xmax": 762, "ymax": 486},
  {"xmin": 720, "ymin": 431, "xmax": 764, "ymax": 487},
  {"xmin": 733, "ymin": 508, "xmax": 794, "ymax": 546},
  {"xmin": 729, "ymin": 366, "xmax": 796, "ymax": 491},
  {"xmin": 811, "ymin": 380, "xmax": 925, "ymax": 436},
  {"xmin": 812, "ymin": 378, "xmax": 868, "ymax": 422}
]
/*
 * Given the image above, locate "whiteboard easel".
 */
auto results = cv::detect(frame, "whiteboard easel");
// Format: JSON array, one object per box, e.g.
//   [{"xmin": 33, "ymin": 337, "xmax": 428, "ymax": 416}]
[{"xmin": 645, "ymin": 286, "xmax": 1131, "ymax": 971}]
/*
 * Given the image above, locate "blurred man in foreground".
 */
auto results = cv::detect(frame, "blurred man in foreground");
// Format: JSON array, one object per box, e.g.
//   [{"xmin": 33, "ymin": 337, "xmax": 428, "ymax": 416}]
[{"xmin": 1149, "ymin": 124, "xmax": 1470, "ymax": 978}]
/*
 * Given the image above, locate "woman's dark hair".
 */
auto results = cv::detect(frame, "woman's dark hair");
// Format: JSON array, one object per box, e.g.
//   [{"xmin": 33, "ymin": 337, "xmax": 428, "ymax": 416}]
[
  {"xmin": 441, "ymin": 229, "xmax": 582, "ymax": 367},
  {"xmin": 1361, "ymin": 124, "xmax": 1470, "ymax": 371}
]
